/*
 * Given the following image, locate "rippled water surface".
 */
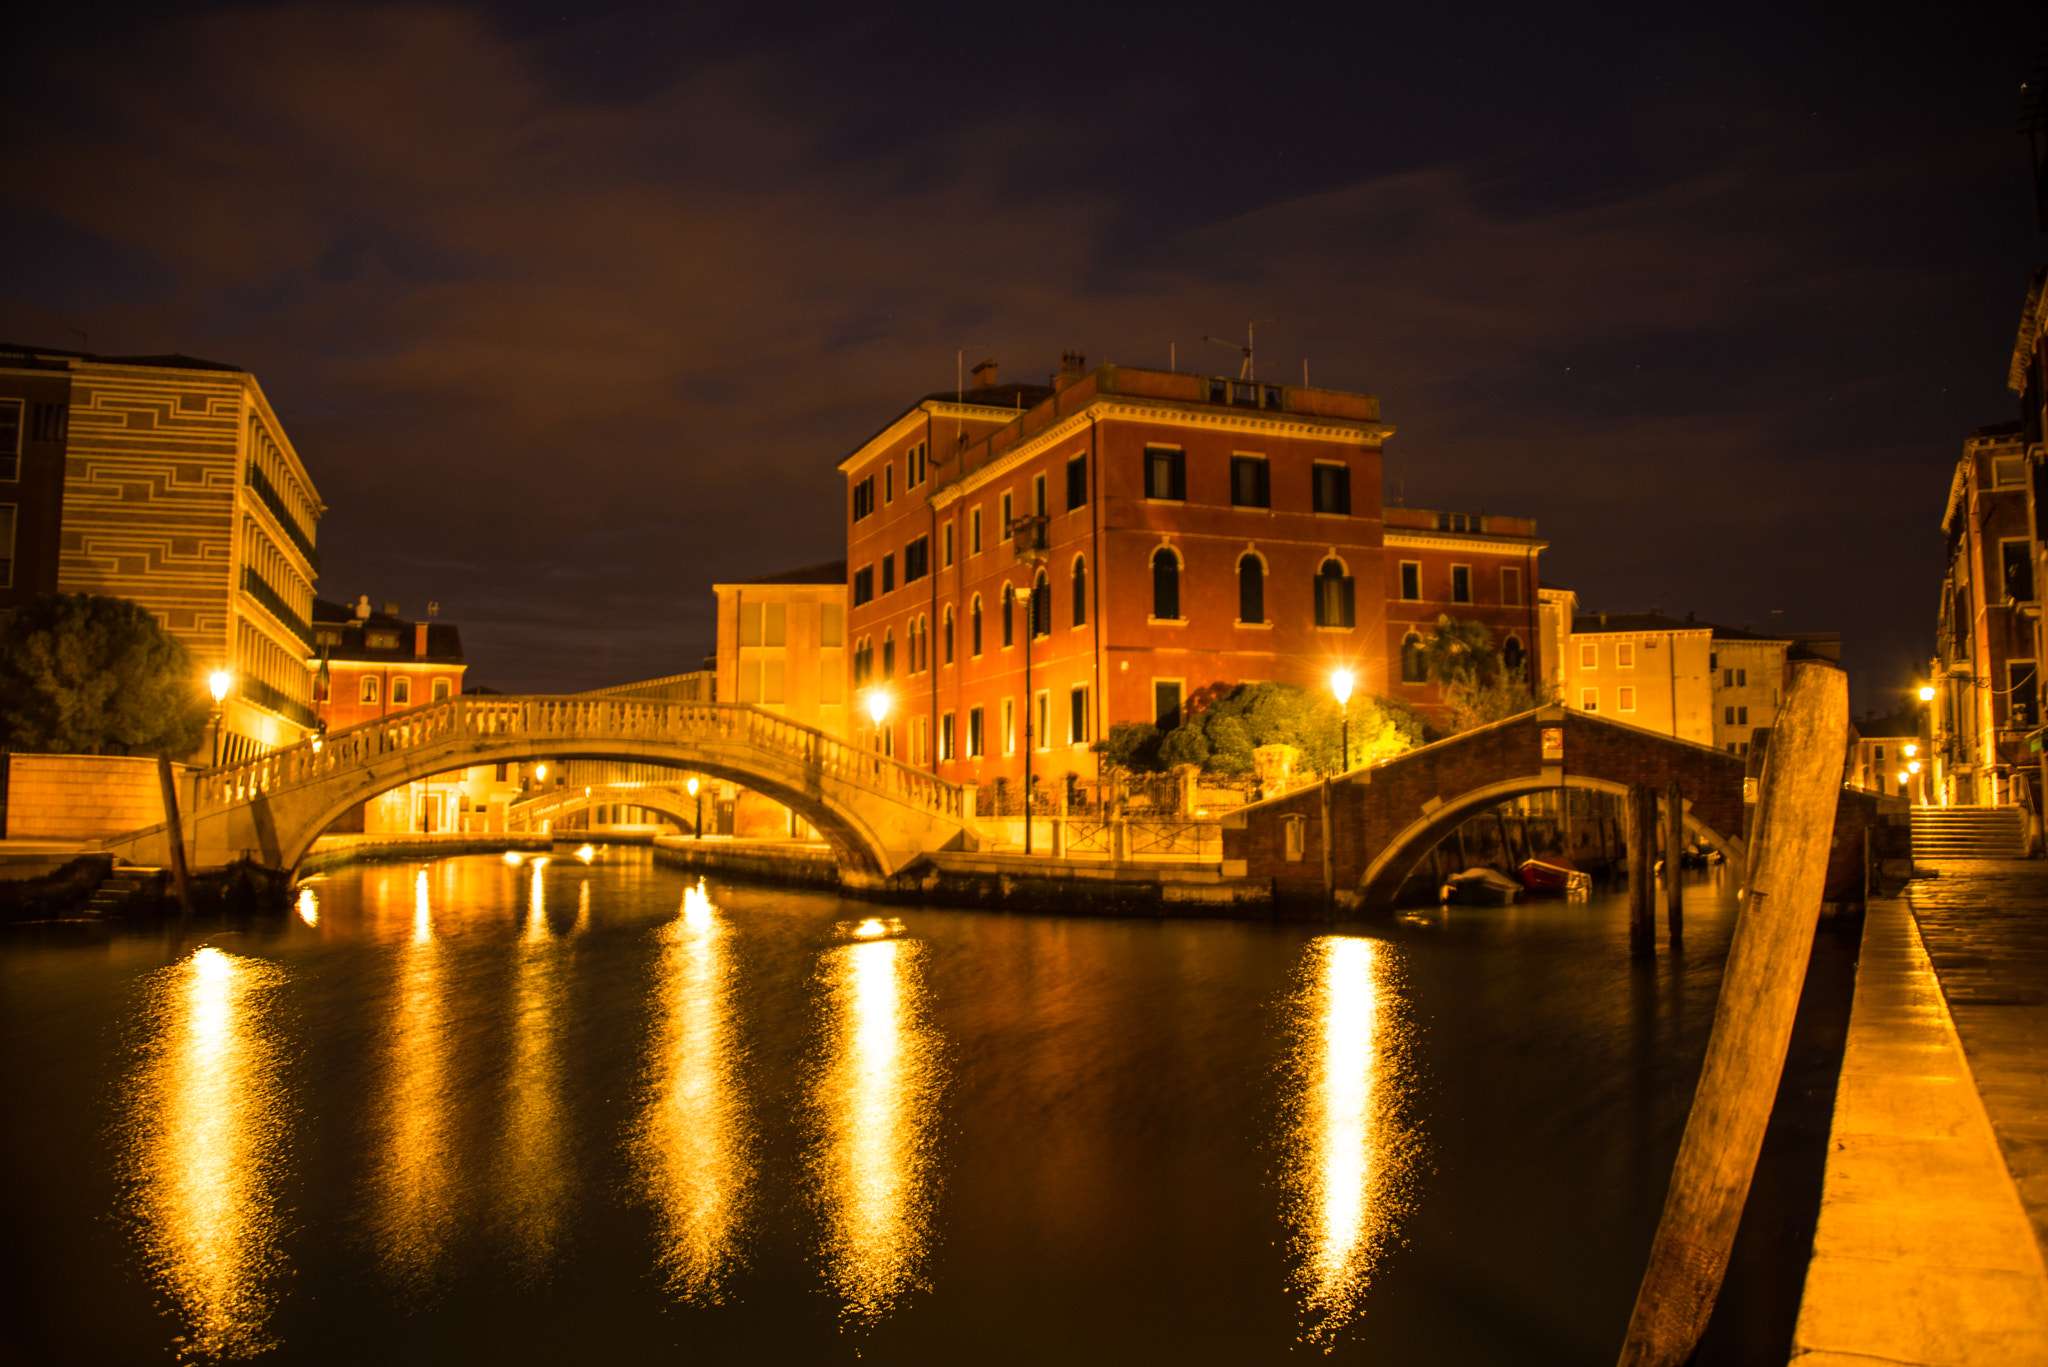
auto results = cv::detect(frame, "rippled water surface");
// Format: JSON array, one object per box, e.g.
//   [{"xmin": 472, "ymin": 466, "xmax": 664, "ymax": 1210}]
[{"xmin": 0, "ymin": 851, "xmax": 1845, "ymax": 1364}]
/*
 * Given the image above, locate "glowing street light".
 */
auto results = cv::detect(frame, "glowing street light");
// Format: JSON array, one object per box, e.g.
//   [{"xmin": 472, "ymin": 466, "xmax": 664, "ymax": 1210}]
[
  {"xmin": 1918, "ymin": 684, "xmax": 1937, "ymax": 703},
  {"xmin": 1330, "ymin": 669, "xmax": 1354, "ymax": 772},
  {"xmin": 206, "ymin": 669, "xmax": 232, "ymax": 766},
  {"xmin": 1908, "ymin": 760, "xmax": 1921, "ymax": 774},
  {"xmin": 535, "ymin": 763, "xmax": 548, "ymax": 783},
  {"xmin": 1904, "ymin": 743, "xmax": 1918, "ymax": 757},
  {"xmin": 688, "ymin": 775, "xmax": 702, "ymax": 840},
  {"xmin": 867, "ymin": 687, "xmax": 891, "ymax": 755}
]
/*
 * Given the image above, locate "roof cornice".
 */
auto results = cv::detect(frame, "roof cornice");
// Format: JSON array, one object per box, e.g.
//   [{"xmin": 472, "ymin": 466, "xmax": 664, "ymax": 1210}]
[{"xmin": 1384, "ymin": 530, "xmax": 1547, "ymax": 553}]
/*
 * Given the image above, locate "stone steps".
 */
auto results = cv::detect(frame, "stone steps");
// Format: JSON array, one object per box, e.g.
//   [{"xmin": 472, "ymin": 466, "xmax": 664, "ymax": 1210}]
[
  {"xmin": 83, "ymin": 866, "xmax": 166, "ymax": 915},
  {"xmin": 1911, "ymin": 806, "xmax": 2030, "ymax": 860}
]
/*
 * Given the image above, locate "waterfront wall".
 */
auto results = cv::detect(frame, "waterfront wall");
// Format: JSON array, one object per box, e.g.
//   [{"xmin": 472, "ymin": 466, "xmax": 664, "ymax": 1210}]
[{"xmin": 2, "ymin": 753, "xmax": 189, "ymax": 841}]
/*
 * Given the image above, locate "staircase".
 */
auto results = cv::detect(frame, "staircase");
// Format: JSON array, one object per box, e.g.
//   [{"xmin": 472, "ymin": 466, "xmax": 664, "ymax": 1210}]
[
  {"xmin": 84, "ymin": 866, "xmax": 167, "ymax": 915},
  {"xmin": 1909, "ymin": 806, "xmax": 2031, "ymax": 861}
]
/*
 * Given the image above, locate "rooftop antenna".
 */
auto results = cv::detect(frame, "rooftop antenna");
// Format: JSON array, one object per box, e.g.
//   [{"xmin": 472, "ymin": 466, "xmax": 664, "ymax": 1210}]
[
  {"xmin": 947, "ymin": 342, "xmax": 989, "ymax": 462},
  {"xmin": 1201, "ymin": 319, "xmax": 1274, "ymax": 380}
]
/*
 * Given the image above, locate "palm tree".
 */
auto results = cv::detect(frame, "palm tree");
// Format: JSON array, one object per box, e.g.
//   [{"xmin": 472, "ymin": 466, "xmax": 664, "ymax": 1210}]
[{"xmin": 1421, "ymin": 614, "xmax": 1496, "ymax": 695}]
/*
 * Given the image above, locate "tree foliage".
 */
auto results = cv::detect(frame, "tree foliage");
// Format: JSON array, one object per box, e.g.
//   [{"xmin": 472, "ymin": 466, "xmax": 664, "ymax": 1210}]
[
  {"xmin": 1133, "ymin": 681, "xmax": 1425, "ymax": 776},
  {"xmin": 1422, "ymin": 613, "xmax": 1542, "ymax": 734},
  {"xmin": 0, "ymin": 594, "xmax": 209, "ymax": 757}
]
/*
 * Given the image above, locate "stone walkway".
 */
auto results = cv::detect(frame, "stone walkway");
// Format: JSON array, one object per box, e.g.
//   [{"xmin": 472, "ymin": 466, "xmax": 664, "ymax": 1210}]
[{"xmin": 1788, "ymin": 891, "xmax": 2048, "ymax": 1365}]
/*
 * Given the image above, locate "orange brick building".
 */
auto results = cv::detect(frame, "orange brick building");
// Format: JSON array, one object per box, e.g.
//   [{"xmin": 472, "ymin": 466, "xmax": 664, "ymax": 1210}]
[{"xmin": 841, "ymin": 356, "xmax": 1399, "ymax": 797}]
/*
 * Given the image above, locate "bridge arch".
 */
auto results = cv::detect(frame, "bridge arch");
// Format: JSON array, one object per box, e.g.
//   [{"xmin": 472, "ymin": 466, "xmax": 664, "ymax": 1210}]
[
  {"xmin": 144, "ymin": 697, "xmax": 975, "ymax": 878},
  {"xmin": 1358, "ymin": 771, "xmax": 1745, "ymax": 910}
]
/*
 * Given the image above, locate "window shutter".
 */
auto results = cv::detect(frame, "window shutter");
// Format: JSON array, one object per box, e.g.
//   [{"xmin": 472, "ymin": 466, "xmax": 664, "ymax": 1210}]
[{"xmin": 1340, "ymin": 575, "xmax": 1356, "ymax": 628}]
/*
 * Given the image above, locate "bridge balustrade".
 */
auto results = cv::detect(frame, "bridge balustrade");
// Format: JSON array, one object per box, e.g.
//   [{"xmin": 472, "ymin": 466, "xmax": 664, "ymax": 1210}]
[{"xmin": 189, "ymin": 695, "xmax": 964, "ymax": 822}]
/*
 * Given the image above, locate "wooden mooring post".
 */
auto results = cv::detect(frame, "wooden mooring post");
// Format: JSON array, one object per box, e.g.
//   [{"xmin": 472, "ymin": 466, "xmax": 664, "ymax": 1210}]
[
  {"xmin": 1664, "ymin": 779, "xmax": 1684, "ymax": 939},
  {"xmin": 155, "ymin": 754, "xmax": 196, "ymax": 918},
  {"xmin": 1615, "ymin": 662, "xmax": 1847, "ymax": 1366},
  {"xmin": 1627, "ymin": 783, "xmax": 1656, "ymax": 956}
]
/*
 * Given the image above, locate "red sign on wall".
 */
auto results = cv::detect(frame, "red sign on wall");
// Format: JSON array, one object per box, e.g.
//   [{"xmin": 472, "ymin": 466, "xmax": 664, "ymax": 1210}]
[{"xmin": 1541, "ymin": 727, "xmax": 1564, "ymax": 761}]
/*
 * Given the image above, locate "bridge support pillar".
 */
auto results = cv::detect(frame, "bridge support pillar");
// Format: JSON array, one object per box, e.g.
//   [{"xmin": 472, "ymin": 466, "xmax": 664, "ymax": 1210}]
[{"xmin": 1628, "ymin": 783, "xmax": 1656, "ymax": 956}]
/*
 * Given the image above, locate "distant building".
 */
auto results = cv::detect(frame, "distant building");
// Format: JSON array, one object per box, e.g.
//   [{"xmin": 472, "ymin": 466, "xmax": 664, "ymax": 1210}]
[
  {"xmin": 1849, "ymin": 711, "xmax": 1926, "ymax": 801},
  {"xmin": 841, "ymin": 354, "xmax": 1399, "ymax": 795},
  {"xmin": 1560, "ymin": 607, "xmax": 1839, "ymax": 755},
  {"xmin": 1383, "ymin": 506, "xmax": 1545, "ymax": 708},
  {"xmin": 0, "ymin": 343, "xmax": 323, "ymax": 762},
  {"xmin": 1930, "ymin": 423, "xmax": 2036, "ymax": 805},
  {"xmin": 310, "ymin": 595, "xmax": 465, "ymax": 731}
]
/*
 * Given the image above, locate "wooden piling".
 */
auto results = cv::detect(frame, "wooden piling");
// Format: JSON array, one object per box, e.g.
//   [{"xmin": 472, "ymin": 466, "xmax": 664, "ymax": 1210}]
[
  {"xmin": 1628, "ymin": 784, "xmax": 1655, "ymax": 955},
  {"xmin": 1493, "ymin": 806, "xmax": 1515, "ymax": 870},
  {"xmin": 1615, "ymin": 662, "xmax": 1847, "ymax": 1367},
  {"xmin": 1319, "ymin": 776, "xmax": 1335, "ymax": 906},
  {"xmin": 155, "ymin": 754, "xmax": 196, "ymax": 918},
  {"xmin": 1664, "ymin": 779, "xmax": 1684, "ymax": 939}
]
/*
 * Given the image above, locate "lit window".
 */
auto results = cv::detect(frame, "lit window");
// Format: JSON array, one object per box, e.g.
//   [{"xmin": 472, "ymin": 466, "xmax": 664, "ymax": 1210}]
[
  {"xmin": 361, "ymin": 676, "xmax": 379, "ymax": 704},
  {"xmin": 432, "ymin": 678, "xmax": 450, "ymax": 701},
  {"xmin": 1145, "ymin": 447, "xmax": 1186, "ymax": 501}
]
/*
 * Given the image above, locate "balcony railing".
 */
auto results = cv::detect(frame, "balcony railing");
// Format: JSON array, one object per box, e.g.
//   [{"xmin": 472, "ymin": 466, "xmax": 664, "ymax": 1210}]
[
  {"xmin": 240, "ymin": 567, "xmax": 313, "ymax": 649},
  {"xmin": 239, "ymin": 673, "xmax": 318, "ymax": 729},
  {"xmin": 245, "ymin": 461, "xmax": 321, "ymax": 572}
]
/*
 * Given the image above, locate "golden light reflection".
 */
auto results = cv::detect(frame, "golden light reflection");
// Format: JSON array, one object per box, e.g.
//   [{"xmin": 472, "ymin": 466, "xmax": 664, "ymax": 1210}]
[
  {"xmin": 633, "ymin": 879, "xmax": 754, "ymax": 1302},
  {"xmin": 372, "ymin": 869, "xmax": 455, "ymax": 1291},
  {"xmin": 1281, "ymin": 935, "xmax": 1418, "ymax": 1347},
  {"xmin": 575, "ymin": 844, "xmax": 596, "ymax": 863},
  {"xmin": 502, "ymin": 857, "xmax": 576, "ymax": 1278},
  {"xmin": 504, "ymin": 851, "xmax": 524, "ymax": 866},
  {"xmin": 296, "ymin": 887, "xmax": 319, "ymax": 926},
  {"xmin": 122, "ymin": 945, "xmax": 293, "ymax": 1360},
  {"xmin": 809, "ymin": 935, "xmax": 944, "ymax": 1323}
]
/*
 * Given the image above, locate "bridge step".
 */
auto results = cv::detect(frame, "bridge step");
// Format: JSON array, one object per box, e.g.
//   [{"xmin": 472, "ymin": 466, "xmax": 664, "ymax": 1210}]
[
  {"xmin": 82, "ymin": 867, "xmax": 166, "ymax": 915},
  {"xmin": 1909, "ymin": 807, "xmax": 2030, "ymax": 860}
]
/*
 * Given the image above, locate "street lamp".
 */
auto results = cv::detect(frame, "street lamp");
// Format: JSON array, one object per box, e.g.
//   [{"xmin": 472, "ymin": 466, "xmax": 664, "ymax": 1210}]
[
  {"xmin": 688, "ymin": 775, "xmax": 702, "ymax": 840},
  {"xmin": 867, "ymin": 687, "xmax": 891, "ymax": 753},
  {"xmin": 207, "ymin": 670, "xmax": 231, "ymax": 766},
  {"xmin": 1330, "ymin": 668, "xmax": 1354, "ymax": 772},
  {"xmin": 1918, "ymin": 684, "xmax": 1937, "ymax": 703}
]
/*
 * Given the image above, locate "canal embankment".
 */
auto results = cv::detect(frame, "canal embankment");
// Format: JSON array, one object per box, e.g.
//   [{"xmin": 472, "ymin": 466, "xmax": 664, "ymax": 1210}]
[{"xmin": 1789, "ymin": 883, "xmax": 2048, "ymax": 1364}]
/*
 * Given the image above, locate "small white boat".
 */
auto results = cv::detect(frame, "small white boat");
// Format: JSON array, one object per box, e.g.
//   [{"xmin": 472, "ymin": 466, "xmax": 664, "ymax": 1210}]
[{"xmin": 1440, "ymin": 866, "xmax": 1522, "ymax": 906}]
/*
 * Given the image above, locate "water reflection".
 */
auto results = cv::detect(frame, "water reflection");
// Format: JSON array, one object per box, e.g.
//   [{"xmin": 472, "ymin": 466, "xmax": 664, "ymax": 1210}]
[
  {"xmin": 370, "ymin": 869, "xmax": 456, "ymax": 1291},
  {"xmin": 808, "ymin": 930, "xmax": 945, "ymax": 1323},
  {"xmin": 122, "ymin": 945, "xmax": 293, "ymax": 1361},
  {"xmin": 634, "ymin": 882, "xmax": 754, "ymax": 1301},
  {"xmin": 500, "ymin": 863, "xmax": 578, "ymax": 1276},
  {"xmin": 1281, "ymin": 935, "xmax": 1417, "ymax": 1346},
  {"xmin": 295, "ymin": 887, "xmax": 319, "ymax": 927}
]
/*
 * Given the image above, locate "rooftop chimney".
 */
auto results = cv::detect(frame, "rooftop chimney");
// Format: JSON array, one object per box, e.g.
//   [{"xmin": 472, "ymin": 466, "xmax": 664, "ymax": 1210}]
[
  {"xmin": 970, "ymin": 359, "xmax": 999, "ymax": 389},
  {"xmin": 415, "ymin": 623, "xmax": 429, "ymax": 657},
  {"xmin": 1054, "ymin": 350, "xmax": 1087, "ymax": 391},
  {"xmin": 383, "ymin": 601, "xmax": 400, "ymax": 617},
  {"xmin": 355, "ymin": 594, "xmax": 372, "ymax": 620}
]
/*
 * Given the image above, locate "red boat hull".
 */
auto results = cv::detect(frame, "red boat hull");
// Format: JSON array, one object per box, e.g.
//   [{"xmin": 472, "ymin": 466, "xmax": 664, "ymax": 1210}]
[{"xmin": 1519, "ymin": 858, "xmax": 1591, "ymax": 895}]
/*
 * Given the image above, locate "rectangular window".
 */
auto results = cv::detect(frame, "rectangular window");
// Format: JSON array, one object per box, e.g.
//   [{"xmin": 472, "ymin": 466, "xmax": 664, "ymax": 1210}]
[
  {"xmin": 2003, "ymin": 538, "xmax": 2035, "ymax": 602},
  {"xmin": 1002, "ymin": 699, "xmax": 1016, "ymax": 756},
  {"xmin": 1738, "ymin": 706, "xmax": 1748, "ymax": 725},
  {"xmin": 1312, "ymin": 462, "xmax": 1351, "ymax": 515},
  {"xmin": 943, "ymin": 522, "xmax": 955, "ymax": 568},
  {"xmin": 392, "ymin": 676, "xmax": 411, "ymax": 706},
  {"xmin": 1000, "ymin": 492, "xmax": 1013, "ymax": 537},
  {"xmin": 940, "ymin": 711, "xmax": 956, "ymax": 761},
  {"xmin": 821, "ymin": 603, "xmax": 844, "ymax": 647},
  {"xmin": 1579, "ymin": 643, "xmax": 1598, "ymax": 669},
  {"xmin": 0, "ymin": 504, "xmax": 13, "ymax": 588},
  {"xmin": 2013, "ymin": 661, "xmax": 2039, "ymax": 728},
  {"xmin": 885, "ymin": 463, "xmax": 894, "ymax": 503},
  {"xmin": 762, "ymin": 660, "xmax": 786, "ymax": 704},
  {"xmin": 30, "ymin": 404, "xmax": 66, "ymax": 443},
  {"xmin": 764, "ymin": 602, "xmax": 786, "ymax": 646},
  {"xmin": 1315, "ymin": 568, "xmax": 1357, "ymax": 628},
  {"xmin": 904, "ymin": 535, "xmax": 929, "ymax": 583},
  {"xmin": 1737, "ymin": 668, "xmax": 1747, "ymax": 687},
  {"xmin": 1400, "ymin": 561, "xmax": 1420, "ymax": 600},
  {"xmin": 738, "ymin": 660, "xmax": 761, "ymax": 701},
  {"xmin": 1617, "ymin": 642, "xmax": 1635, "ymax": 669},
  {"xmin": 432, "ymin": 678, "xmax": 450, "ymax": 701},
  {"xmin": 851, "ymin": 475, "xmax": 875, "ymax": 521},
  {"xmin": 1230, "ymin": 455, "xmax": 1270, "ymax": 509},
  {"xmin": 1994, "ymin": 456, "xmax": 2027, "ymax": 487},
  {"xmin": 1874, "ymin": 744, "xmax": 1885, "ymax": 763},
  {"xmin": 971, "ymin": 506, "xmax": 983, "ymax": 555},
  {"xmin": 1618, "ymin": 686, "xmax": 1636, "ymax": 712},
  {"xmin": 1070, "ymin": 686, "xmax": 1090, "ymax": 744},
  {"xmin": 1033, "ymin": 473, "xmax": 1047, "ymax": 519},
  {"xmin": 1450, "ymin": 565, "xmax": 1471, "ymax": 603},
  {"xmin": 1066, "ymin": 454, "xmax": 1088, "ymax": 511},
  {"xmin": 852, "ymin": 566, "xmax": 874, "ymax": 606},
  {"xmin": 1709, "ymin": 652, "xmax": 1718, "ymax": 671},
  {"xmin": 1035, "ymin": 691, "xmax": 1050, "ymax": 752},
  {"xmin": 907, "ymin": 440, "xmax": 927, "ymax": 488},
  {"xmin": 968, "ymin": 706, "xmax": 985, "ymax": 758},
  {"xmin": 1145, "ymin": 446, "xmax": 1186, "ymax": 501},
  {"xmin": 1580, "ymin": 687, "xmax": 1598, "ymax": 712},
  {"xmin": 0, "ymin": 401, "xmax": 19, "ymax": 481},
  {"xmin": 1501, "ymin": 566, "xmax": 1523, "ymax": 606},
  {"xmin": 1154, "ymin": 680, "xmax": 1183, "ymax": 732},
  {"xmin": 882, "ymin": 554, "xmax": 895, "ymax": 594}
]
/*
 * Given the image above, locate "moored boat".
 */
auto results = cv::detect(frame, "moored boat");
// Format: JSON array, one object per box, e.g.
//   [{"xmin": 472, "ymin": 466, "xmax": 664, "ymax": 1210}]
[
  {"xmin": 1519, "ymin": 856, "xmax": 1592, "ymax": 896},
  {"xmin": 1441, "ymin": 866, "xmax": 1522, "ymax": 906}
]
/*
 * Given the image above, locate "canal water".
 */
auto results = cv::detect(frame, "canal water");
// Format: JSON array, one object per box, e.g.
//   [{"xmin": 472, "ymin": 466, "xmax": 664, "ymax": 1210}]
[{"xmin": 0, "ymin": 850, "xmax": 1854, "ymax": 1365}]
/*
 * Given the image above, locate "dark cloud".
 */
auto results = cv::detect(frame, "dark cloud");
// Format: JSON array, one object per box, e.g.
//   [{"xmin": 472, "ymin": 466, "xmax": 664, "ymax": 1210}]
[{"xmin": 1, "ymin": 1, "xmax": 2041, "ymax": 705}]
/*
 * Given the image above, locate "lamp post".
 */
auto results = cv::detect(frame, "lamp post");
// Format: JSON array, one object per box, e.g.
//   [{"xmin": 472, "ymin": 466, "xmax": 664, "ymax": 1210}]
[
  {"xmin": 1330, "ymin": 668, "xmax": 1354, "ymax": 773},
  {"xmin": 688, "ymin": 775, "xmax": 701, "ymax": 840},
  {"xmin": 868, "ymin": 687, "xmax": 890, "ymax": 759},
  {"xmin": 207, "ymin": 670, "xmax": 231, "ymax": 767}
]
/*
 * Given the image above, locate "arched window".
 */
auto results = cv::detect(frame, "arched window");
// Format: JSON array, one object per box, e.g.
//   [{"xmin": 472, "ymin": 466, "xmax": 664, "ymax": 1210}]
[
  {"xmin": 882, "ymin": 628, "xmax": 895, "ymax": 681},
  {"xmin": 1502, "ymin": 635, "xmax": 1526, "ymax": 681},
  {"xmin": 361, "ymin": 676, "xmax": 379, "ymax": 704},
  {"xmin": 1238, "ymin": 553, "xmax": 1264, "ymax": 624},
  {"xmin": 971, "ymin": 596, "xmax": 983, "ymax": 656},
  {"xmin": 1152, "ymin": 547, "xmax": 1181, "ymax": 620},
  {"xmin": 1032, "ymin": 570, "xmax": 1050, "ymax": 639},
  {"xmin": 1314, "ymin": 558, "xmax": 1355, "ymax": 629},
  {"xmin": 944, "ymin": 606, "xmax": 955, "ymax": 665},
  {"xmin": 1072, "ymin": 556, "xmax": 1088, "ymax": 628},
  {"xmin": 1401, "ymin": 632, "xmax": 1427, "ymax": 684},
  {"xmin": 1002, "ymin": 584, "xmax": 1015, "ymax": 647},
  {"xmin": 852, "ymin": 637, "xmax": 872, "ymax": 686},
  {"xmin": 909, "ymin": 616, "xmax": 925, "ymax": 672}
]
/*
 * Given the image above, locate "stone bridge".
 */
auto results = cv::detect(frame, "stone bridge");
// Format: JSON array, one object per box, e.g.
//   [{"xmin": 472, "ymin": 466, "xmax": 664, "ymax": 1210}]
[
  {"xmin": 1224, "ymin": 705, "xmax": 1750, "ymax": 913},
  {"xmin": 505, "ymin": 782, "xmax": 702, "ymax": 834},
  {"xmin": 101, "ymin": 695, "xmax": 977, "ymax": 877}
]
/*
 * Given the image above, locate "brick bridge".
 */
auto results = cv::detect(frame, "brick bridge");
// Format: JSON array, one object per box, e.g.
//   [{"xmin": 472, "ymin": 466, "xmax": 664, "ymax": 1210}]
[
  {"xmin": 1223, "ymin": 705, "xmax": 1750, "ymax": 913},
  {"xmin": 100, "ymin": 695, "xmax": 977, "ymax": 879}
]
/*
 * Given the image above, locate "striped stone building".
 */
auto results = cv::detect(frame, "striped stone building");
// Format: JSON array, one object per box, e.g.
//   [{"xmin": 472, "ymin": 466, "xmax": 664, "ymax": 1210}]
[{"xmin": 0, "ymin": 345, "xmax": 324, "ymax": 763}]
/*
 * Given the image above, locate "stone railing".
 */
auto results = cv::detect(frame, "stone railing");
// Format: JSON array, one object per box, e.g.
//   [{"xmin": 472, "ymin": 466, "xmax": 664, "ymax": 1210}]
[{"xmin": 190, "ymin": 696, "xmax": 965, "ymax": 822}]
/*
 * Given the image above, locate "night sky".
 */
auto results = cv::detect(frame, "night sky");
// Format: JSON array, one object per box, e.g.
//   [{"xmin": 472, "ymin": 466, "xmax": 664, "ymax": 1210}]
[{"xmin": 2, "ymin": 3, "xmax": 2043, "ymax": 713}]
